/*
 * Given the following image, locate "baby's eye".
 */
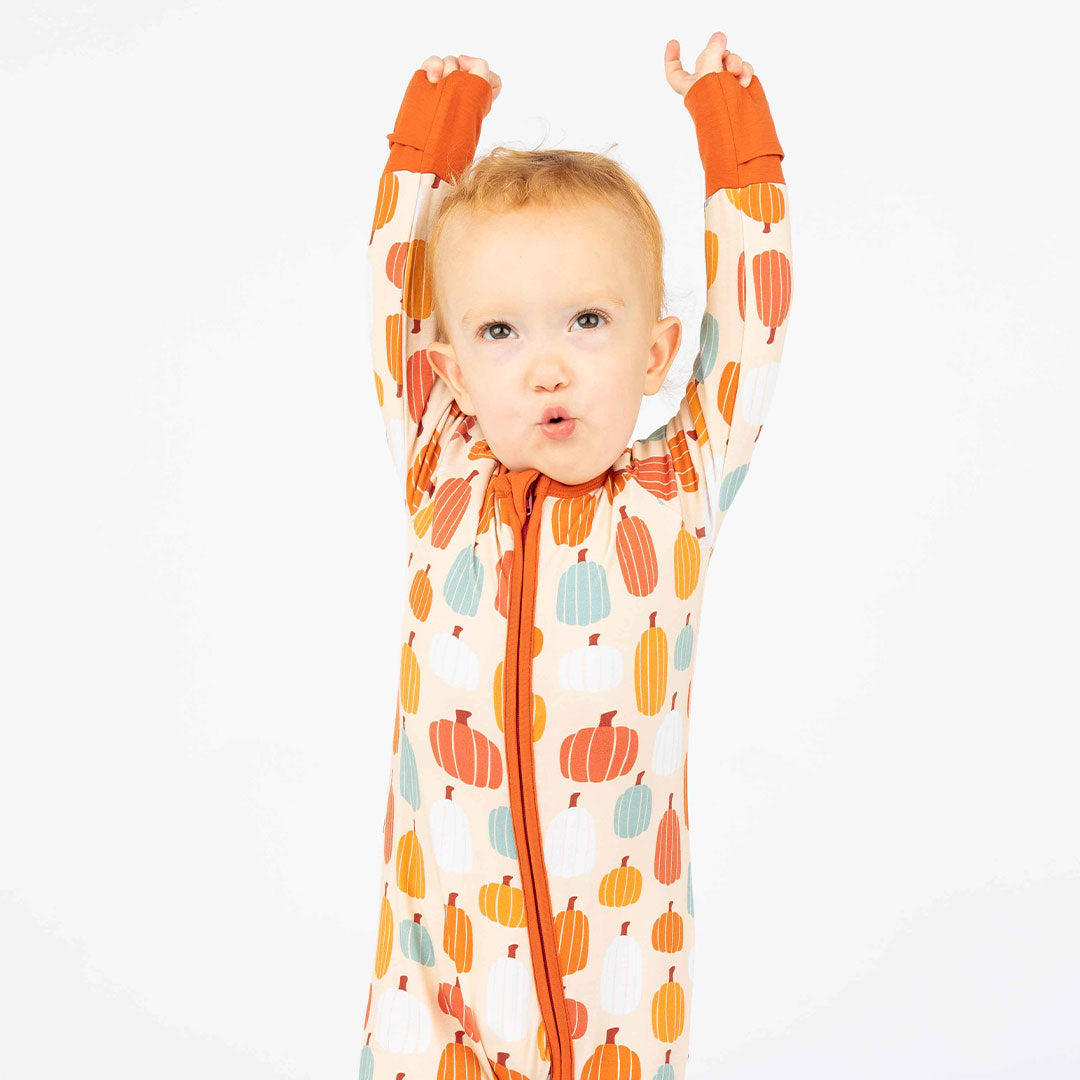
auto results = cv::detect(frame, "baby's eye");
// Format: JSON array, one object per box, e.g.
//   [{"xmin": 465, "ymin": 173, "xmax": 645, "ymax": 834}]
[
  {"xmin": 477, "ymin": 322, "xmax": 514, "ymax": 342},
  {"xmin": 573, "ymin": 309, "xmax": 610, "ymax": 330}
]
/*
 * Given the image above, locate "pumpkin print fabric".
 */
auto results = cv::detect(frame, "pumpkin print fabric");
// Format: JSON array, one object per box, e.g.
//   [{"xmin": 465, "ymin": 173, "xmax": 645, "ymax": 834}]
[{"xmin": 360, "ymin": 66, "xmax": 791, "ymax": 1080}]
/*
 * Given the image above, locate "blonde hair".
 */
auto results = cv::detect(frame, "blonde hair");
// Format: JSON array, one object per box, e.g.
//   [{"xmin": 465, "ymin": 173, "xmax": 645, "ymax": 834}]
[{"xmin": 428, "ymin": 142, "xmax": 669, "ymax": 346}]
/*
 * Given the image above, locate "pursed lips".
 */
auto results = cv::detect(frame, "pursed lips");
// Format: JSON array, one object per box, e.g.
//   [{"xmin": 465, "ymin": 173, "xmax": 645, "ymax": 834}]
[{"xmin": 539, "ymin": 406, "xmax": 573, "ymax": 424}]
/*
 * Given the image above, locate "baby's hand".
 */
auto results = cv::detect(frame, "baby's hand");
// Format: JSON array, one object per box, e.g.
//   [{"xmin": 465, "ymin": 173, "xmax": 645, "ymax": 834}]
[
  {"xmin": 664, "ymin": 31, "xmax": 754, "ymax": 96},
  {"xmin": 421, "ymin": 53, "xmax": 503, "ymax": 103}
]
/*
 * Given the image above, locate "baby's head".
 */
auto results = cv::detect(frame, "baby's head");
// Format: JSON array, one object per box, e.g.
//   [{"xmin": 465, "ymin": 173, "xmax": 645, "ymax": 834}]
[{"xmin": 426, "ymin": 146, "xmax": 683, "ymax": 485}]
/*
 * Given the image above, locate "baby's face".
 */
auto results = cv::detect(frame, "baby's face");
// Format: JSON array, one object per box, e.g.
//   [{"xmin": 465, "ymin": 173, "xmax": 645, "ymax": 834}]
[{"xmin": 427, "ymin": 201, "xmax": 682, "ymax": 485}]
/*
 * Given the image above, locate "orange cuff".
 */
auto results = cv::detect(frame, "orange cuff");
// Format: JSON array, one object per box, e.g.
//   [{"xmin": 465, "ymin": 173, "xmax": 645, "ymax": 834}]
[
  {"xmin": 384, "ymin": 68, "xmax": 494, "ymax": 183},
  {"xmin": 683, "ymin": 71, "xmax": 785, "ymax": 196}
]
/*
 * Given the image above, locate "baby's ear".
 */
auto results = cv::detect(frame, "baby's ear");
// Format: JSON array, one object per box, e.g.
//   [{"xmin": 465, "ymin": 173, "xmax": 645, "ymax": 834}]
[
  {"xmin": 643, "ymin": 315, "xmax": 682, "ymax": 394},
  {"xmin": 427, "ymin": 341, "xmax": 476, "ymax": 416}
]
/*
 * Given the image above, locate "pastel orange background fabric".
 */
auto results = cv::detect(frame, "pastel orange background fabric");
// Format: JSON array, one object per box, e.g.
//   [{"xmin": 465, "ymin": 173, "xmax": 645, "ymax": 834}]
[{"xmin": 360, "ymin": 66, "xmax": 792, "ymax": 1080}]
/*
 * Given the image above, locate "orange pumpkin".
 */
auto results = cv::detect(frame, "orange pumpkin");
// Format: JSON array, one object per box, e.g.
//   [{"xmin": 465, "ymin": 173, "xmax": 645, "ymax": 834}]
[
  {"xmin": 494, "ymin": 547, "xmax": 514, "ymax": 618},
  {"xmin": 406, "ymin": 431, "xmax": 441, "ymax": 516},
  {"xmin": 405, "ymin": 346, "xmax": 436, "ymax": 425},
  {"xmin": 651, "ymin": 965, "xmax": 686, "ymax": 1043},
  {"xmin": 599, "ymin": 855, "xmax": 643, "ymax": 907},
  {"xmin": 705, "ymin": 225, "xmax": 718, "ymax": 289},
  {"xmin": 580, "ymin": 1026, "xmax": 641, "ymax": 1080},
  {"xmin": 430, "ymin": 709, "xmax": 503, "ymax": 789},
  {"xmin": 431, "ymin": 468, "xmax": 479, "ymax": 549},
  {"xmin": 437, "ymin": 977, "xmax": 480, "ymax": 1041},
  {"xmin": 370, "ymin": 171, "xmax": 399, "ymax": 241},
  {"xmin": 489, "ymin": 1050, "xmax": 530, "ymax": 1080},
  {"xmin": 399, "ymin": 630, "xmax": 420, "ymax": 714},
  {"xmin": 383, "ymin": 309, "xmax": 403, "ymax": 392},
  {"xmin": 560, "ymin": 710, "xmax": 638, "ymax": 782},
  {"xmin": 634, "ymin": 612, "xmax": 669, "ymax": 717},
  {"xmin": 436, "ymin": 1029, "xmax": 482, "ymax": 1080},
  {"xmin": 382, "ymin": 782, "xmax": 394, "ymax": 864},
  {"xmin": 727, "ymin": 179, "xmax": 786, "ymax": 234},
  {"xmin": 395, "ymin": 820, "xmax": 425, "ymax": 898},
  {"xmin": 374, "ymin": 881, "xmax": 393, "ymax": 979},
  {"xmin": 626, "ymin": 457, "xmax": 679, "ymax": 503},
  {"xmin": 402, "ymin": 237, "xmax": 432, "ymax": 333},
  {"xmin": 615, "ymin": 505, "xmax": 660, "ymax": 596},
  {"xmin": 651, "ymin": 899, "xmax": 685, "ymax": 954},
  {"xmin": 408, "ymin": 562, "xmax": 434, "ymax": 621},
  {"xmin": 754, "ymin": 246, "xmax": 792, "ymax": 344},
  {"xmin": 674, "ymin": 525, "xmax": 702, "ymax": 600},
  {"xmin": 443, "ymin": 891, "xmax": 474, "ymax": 973},
  {"xmin": 550, "ymin": 490, "xmax": 598, "ymax": 546},
  {"xmin": 668, "ymin": 429, "xmax": 699, "ymax": 495},
  {"xmin": 479, "ymin": 874, "xmax": 526, "ymax": 927},
  {"xmin": 554, "ymin": 894, "xmax": 590, "ymax": 975},
  {"xmin": 654, "ymin": 792, "xmax": 682, "ymax": 886},
  {"xmin": 683, "ymin": 377, "xmax": 708, "ymax": 452}
]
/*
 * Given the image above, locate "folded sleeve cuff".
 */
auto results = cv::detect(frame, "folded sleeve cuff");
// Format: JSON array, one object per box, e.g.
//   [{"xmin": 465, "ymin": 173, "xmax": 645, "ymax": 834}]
[
  {"xmin": 683, "ymin": 71, "xmax": 785, "ymax": 195},
  {"xmin": 384, "ymin": 68, "xmax": 494, "ymax": 183}
]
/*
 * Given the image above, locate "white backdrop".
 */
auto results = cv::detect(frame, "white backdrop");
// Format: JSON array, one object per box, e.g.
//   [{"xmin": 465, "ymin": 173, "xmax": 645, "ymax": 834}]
[{"xmin": 2, "ymin": 2, "xmax": 1077, "ymax": 1077}]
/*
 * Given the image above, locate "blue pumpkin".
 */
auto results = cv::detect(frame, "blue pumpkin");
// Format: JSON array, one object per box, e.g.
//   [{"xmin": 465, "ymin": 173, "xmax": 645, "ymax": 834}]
[
  {"xmin": 693, "ymin": 311, "xmax": 719, "ymax": 382},
  {"xmin": 398, "ymin": 913, "xmax": 435, "ymax": 965},
  {"xmin": 673, "ymin": 620, "xmax": 694, "ymax": 671},
  {"xmin": 718, "ymin": 462, "xmax": 749, "ymax": 511},
  {"xmin": 556, "ymin": 549, "xmax": 611, "ymax": 626},
  {"xmin": 651, "ymin": 1050, "xmax": 676, "ymax": 1080},
  {"xmin": 399, "ymin": 724, "xmax": 421, "ymax": 811},
  {"xmin": 613, "ymin": 770, "xmax": 653, "ymax": 839},
  {"xmin": 489, "ymin": 805, "xmax": 517, "ymax": 858},
  {"xmin": 358, "ymin": 1039, "xmax": 374, "ymax": 1080},
  {"xmin": 443, "ymin": 544, "xmax": 484, "ymax": 617}
]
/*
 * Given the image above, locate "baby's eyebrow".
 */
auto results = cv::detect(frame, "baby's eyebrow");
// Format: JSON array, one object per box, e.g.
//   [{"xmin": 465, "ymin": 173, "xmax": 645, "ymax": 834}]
[{"xmin": 460, "ymin": 297, "xmax": 626, "ymax": 325}]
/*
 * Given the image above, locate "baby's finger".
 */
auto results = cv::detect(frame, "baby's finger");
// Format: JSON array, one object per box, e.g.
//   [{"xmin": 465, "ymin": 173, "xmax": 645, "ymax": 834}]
[
  {"xmin": 458, "ymin": 54, "xmax": 501, "ymax": 101},
  {"xmin": 724, "ymin": 51, "xmax": 744, "ymax": 77},
  {"xmin": 458, "ymin": 54, "xmax": 489, "ymax": 78},
  {"xmin": 421, "ymin": 55, "xmax": 444, "ymax": 82},
  {"xmin": 442, "ymin": 55, "xmax": 460, "ymax": 74},
  {"xmin": 738, "ymin": 60, "xmax": 754, "ymax": 87},
  {"xmin": 663, "ymin": 39, "xmax": 692, "ymax": 95},
  {"xmin": 694, "ymin": 30, "xmax": 727, "ymax": 76}
]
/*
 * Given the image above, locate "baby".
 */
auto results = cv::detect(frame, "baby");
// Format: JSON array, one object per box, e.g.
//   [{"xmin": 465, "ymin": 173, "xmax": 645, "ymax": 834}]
[{"xmin": 361, "ymin": 31, "xmax": 792, "ymax": 1080}]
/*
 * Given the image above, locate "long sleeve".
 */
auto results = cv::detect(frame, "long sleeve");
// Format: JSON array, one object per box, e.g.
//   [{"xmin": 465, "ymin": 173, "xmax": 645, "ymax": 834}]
[
  {"xmin": 367, "ymin": 68, "xmax": 494, "ymax": 511},
  {"xmin": 643, "ymin": 70, "xmax": 792, "ymax": 552}
]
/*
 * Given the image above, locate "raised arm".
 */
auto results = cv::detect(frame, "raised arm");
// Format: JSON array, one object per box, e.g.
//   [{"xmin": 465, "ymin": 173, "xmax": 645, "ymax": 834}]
[
  {"xmin": 656, "ymin": 67, "xmax": 792, "ymax": 550},
  {"xmin": 367, "ymin": 66, "xmax": 494, "ymax": 511}
]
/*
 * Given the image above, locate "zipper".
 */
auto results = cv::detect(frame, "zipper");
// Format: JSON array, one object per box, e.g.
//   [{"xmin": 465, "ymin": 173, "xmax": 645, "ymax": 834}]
[{"xmin": 502, "ymin": 471, "xmax": 572, "ymax": 1080}]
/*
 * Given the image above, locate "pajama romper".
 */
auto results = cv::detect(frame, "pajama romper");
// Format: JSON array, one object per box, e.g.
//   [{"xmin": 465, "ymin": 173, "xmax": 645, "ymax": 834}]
[{"xmin": 359, "ymin": 65, "xmax": 791, "ymax": 1080}]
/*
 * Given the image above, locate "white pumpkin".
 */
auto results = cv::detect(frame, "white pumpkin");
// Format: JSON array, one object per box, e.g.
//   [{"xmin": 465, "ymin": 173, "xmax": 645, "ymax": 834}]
[
  {"xmin": 374, "ymin": 974, "xmax": 433, "ymax": 1053},
  {"xmin": 544, "ymin": 793, "xmax": 597, "ymax": 877},
  {"xmin": 429, "ymin": 785, "xmax": 472, "ymax": 872},
  {"xmin": 557, "ymin": 633, "xmax": 623, "ymax": 693},
  {"xmin": 651, "ymin": 701, "xmax": 683, "ymax": 776},
  {"xmin": 740, "ymin": 361, "xmax": 780, "ymax": 426},
  {"xmin": 428, "ymin": 625, "xmax": 479, "ymax": 689},
  {"xmin": 703, "ymin": 451, "xmax": 722, "ymax": 543},
  {"xmin": 485, "ymin": 944, "xmax": 534, "ymax": 1041},
  {"xmin": 600, "ymin": 922, "xmax": 642, "ymax": 1014}
]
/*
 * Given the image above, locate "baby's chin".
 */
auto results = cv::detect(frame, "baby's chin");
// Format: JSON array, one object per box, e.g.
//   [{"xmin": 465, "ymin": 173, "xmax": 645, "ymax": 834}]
[{"xmin": 528, "ymin": 423, "xmax": 620, "ymax": 485}]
